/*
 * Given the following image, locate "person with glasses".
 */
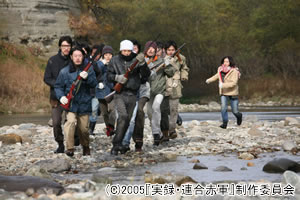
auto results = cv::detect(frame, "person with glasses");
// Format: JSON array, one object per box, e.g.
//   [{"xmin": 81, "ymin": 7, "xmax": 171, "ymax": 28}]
[{"xmin": 44, "ymin": 35, "xmax": 72, "ymax": 154}]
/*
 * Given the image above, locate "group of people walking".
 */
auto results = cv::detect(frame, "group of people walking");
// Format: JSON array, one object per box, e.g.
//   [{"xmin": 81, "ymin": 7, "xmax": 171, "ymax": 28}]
[{"xmin": 44, "ymin": 35, "xmax": 242, "ymax": 157}]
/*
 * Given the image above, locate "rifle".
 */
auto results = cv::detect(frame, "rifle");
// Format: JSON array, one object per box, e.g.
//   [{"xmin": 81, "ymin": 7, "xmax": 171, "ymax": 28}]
[
  {"xmin": 104, "ymin": 57, "xmax": 156, "ymax": 103},
  {"xmin": 61, "ymin": 49, "xmax": 101, "ymax": 110},
  {"xmin": 150, "ymin": 43, "xmax": 186, "ymax": 71},
  {"xmin": 105, "ymin": 35, "xmax": 160, "ymax": 103}
]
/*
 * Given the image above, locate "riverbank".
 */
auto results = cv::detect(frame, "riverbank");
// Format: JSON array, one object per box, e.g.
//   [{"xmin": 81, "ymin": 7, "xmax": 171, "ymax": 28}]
[{"xmin": 0, "ymin": 116, "xmax": 299, "ymax": 199}]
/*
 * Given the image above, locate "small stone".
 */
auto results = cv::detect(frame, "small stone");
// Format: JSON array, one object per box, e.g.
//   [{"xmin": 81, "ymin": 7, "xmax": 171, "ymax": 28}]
[
  {"xmin": 193, "ymin": 163, "xmax": 208, "ymax": 170},
  {"xmin": 238, "ymin": 152, "xmax": 254, "ymax": 160},
  {"xmin": 214, "ymin": 166, "xmax": 232, "ymax": 172},
  {"xmin": 163, "ymin": 153, "xmax": 177, "ymax": 161},
  {"xmin": 25, "ymin": 188, "xmax": 35, "ymax": 196},
  {"xmin": 241, "ymin": 167, "xmax": 248, "ymax": 170},
  {"xmin": 247, "ymin": 162, "xmax": 255, "ymax": 167},
  {"xmin": 0, "ymin": 133, "xmax": 22, "ymax": 144},
  {"xmin": 188, "ymin": 159, "xmax": 200, "ymax": 163}
]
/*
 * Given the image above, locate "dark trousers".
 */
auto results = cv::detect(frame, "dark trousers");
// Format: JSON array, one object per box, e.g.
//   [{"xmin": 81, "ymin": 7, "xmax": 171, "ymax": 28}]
[
  {"xmin": 50, "ymin": 99, "xmax": 64, "ymax": 143},
  {"xmin": 132, "ymin": 97, "xmax": 149, "ymax": 144},
  {"xmin": 99, "ymin": 99, "xmax": 116, "ymax": 127},
  {"xmin": 112, "ymin": 93, "xmax": 136, "ymax": 146},
  {"xmin": 160, "ymin": 96, "xmax": 170, "ymax": 132}
]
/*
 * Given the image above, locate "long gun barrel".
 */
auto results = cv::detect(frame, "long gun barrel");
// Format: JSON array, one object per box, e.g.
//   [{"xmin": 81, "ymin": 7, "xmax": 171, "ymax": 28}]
[
  {"xmin": 61, "ymin": 49, "xmax": 101, "ymax": 110},
  {"xmin": 105, "ymin": 35, "xmax": 161, "ymax": 103},
  {"xmin": 150, "ymin": 43, "xmax": 186, "ymax": 71}
]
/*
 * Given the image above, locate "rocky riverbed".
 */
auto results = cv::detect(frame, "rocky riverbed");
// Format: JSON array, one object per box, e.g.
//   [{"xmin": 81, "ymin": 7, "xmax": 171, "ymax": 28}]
[{"xmin": 0, "ymin": 116, "xmax": 300, "ymax": 199}]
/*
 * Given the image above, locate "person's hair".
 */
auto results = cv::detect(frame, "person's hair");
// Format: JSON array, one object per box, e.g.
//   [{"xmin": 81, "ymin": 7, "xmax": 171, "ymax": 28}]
[
  {"xmin": 58, "ymin": 36, "xmax": 72, "ymax": 47},
  {"xmin": 92, "ymin": 43, "xmax": 105, "ymax": 55},
  {"xmin": 221, "ymin": 56, "xmax": 235, "ymax": 67},
  {"xmin": 79, "ymin": 42, "xmax": 91, "ymax": 56},
  {"xmin": 70, "ymin": 46, "xmax": 85, "ymax": 56},
  {"xmin": 156, "ymin": 41, "xmax": 164, "ymax": 49},
  {"xmin": 165, "ymin": 40, "xmax": 177, "ymax": 50},
  {"xmin": 131, "ymin": 39, "xmax": 141, "ymax": 53}
]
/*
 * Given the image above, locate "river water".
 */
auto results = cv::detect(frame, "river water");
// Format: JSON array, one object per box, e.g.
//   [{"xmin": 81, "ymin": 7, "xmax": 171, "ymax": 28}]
[
  {"xmin": 1, "ymin": 106, "xmax": 300, "ymax": 127},
  {"xmin": 1, "ymin": 107, "xmax": 300, "ymax": 185}
]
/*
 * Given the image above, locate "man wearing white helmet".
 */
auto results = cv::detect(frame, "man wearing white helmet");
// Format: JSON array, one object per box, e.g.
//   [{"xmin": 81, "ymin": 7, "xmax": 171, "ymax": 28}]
[{"xmin": 107, "ymin": 39, "xmax": 151, "ymax": 155}]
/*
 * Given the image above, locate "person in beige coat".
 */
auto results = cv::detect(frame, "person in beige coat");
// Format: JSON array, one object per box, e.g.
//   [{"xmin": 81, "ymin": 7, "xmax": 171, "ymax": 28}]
[
  {"xmin": 206, "ymin": 56, "xmax": 242, "ymax": 129},
  {"xmin": 165, "ymin": 40, "xmax": 189, "ymax": 138}
]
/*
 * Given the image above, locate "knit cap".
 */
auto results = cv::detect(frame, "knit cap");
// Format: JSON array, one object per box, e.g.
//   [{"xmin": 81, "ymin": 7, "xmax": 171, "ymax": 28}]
[
  {"xmin": 144, "ymin": 41, "xmax": 157, "ymax": 54},
  {"xmin": 120, "ymin": 40, "xmax": 133, "ymax": 51},
  {"xmin": 102, "ymin": 45, "xmax": 114, "ymax": 55}
]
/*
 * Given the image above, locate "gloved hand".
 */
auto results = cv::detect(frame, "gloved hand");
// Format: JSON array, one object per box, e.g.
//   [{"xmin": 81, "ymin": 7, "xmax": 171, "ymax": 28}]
[
  {"xmin": 60, "ymin": 96, "xmax": 68, "ymax": 105},
  {"xmin": 115, "ymin": 74, "xmax": 127, "ymax": 84},
  {"xmin": 136, "ymin": 53, "xmax": 145, "ymax": 63},
  {"xmin": 80, "ymin": 71, "xmax": 88, "ymax": 79},
  {"xmin": 205, "ymin": 79, "xmax": 209, "ymax": 84},
  {"xmin": 164, "ymin": 56, "xmax": 171, "ymax": 66},
  {"xmin": 101, "ymin": 58, "xmax": 107, "ymax": 65},
  {"xmin": 219, "ymin": 82, "xmax": 223, "ymax": 88},
  {"xmin": 170, "ymin": 57, "xmax": 176, "ymax": 66},
  {"xmin": 98, "ymin": 82, "xmax": 104, "ymax": 89},
  {"xmin": 172, "ymin": 81, "xmax": 178, "ymax": 88}
]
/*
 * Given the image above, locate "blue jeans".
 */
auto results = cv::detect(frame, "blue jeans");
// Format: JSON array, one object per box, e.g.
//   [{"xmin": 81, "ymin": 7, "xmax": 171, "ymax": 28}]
[
  {"xmin": 221, "ymin": 95, "xmax": 240, "ymax": 124},
  {"xmin": 122, "ymin": 101, "xmax": 138, "ymax": 146},
  {"xmin": 89, "ymin": 97, "xmax": 99, "ymax": 123}
]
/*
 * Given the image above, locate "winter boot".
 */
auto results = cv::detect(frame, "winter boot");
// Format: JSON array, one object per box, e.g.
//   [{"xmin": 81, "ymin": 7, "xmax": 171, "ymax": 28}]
[
  {"xmin": 135, "ymin": 141, "xmax": 143, "ymax": 152},
  {"xmin": 120, "ymin": 145, "xmax": 130, "ymax": 154},
  {"xmin": 237, "ymin": 113, "xmax": 243, "ymax": 126},
  {"xmin": 83, "ymin": 146, "xmax": 91, "ymax": 156},
  {"xmin": 54, "ymin": 142, "xmax": 65, "ymax": 154},
  {"xmin": 160, "ymin": 130, "xmax": 169, "ymax": 143},
  {"xmin": 88, "ymin": 122, "xmax": 96, "ymax": 135},
  {"xmin": 176, "ymin": 114, "xmax": 183, "ymax": 126},
  {"xmin": 66, "ymin": 149, "xmax": 74, "ymax": 157},
  {"xmin": 153, "ymin": 134, "xmax": 161, "ymax": 146},
  {"xmin": 110, "ymin": 145, "xmax": 121, "ymax": 156},
  {"xmin": 220, "ymin": 122, "xmax": 228, "ymax": 129},
  {"xmin": 169, "ymin": 131, "xmax": 177, "ymax": 139}
]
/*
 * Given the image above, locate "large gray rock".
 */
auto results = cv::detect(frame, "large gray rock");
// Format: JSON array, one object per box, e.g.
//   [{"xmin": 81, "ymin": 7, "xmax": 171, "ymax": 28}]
[
  {"xmin": 282, "ymin": 141, "xmax": 297, "ymax": 151},
  {"xmin": 32, "ymin": 158, "xmax": 71, "ymax": 173},
  {"xmin": 284, "ymin": 117, "xmax": 299, "ymax": 126},
  {"xmin": 18, "ymin": 123, "xmax": 35, "ymax": 130},
  {"xmin": 0, "ymin": 0, "xmax": 81, "ymax": 57},
  {"xmin": 0, "ymin": 175, "xmax": 64, "ymax": 195},
  {"xmin": 263, "ymin": 158, "xmax": 300, "ymax": 173},
  {"xmin": 282, "ymin": 170, "xmax": 300, "ymax": 194},
  {"xmin": 144, "ymin": 173, "xmax": 197, "ymax": 186},
  {"xmin": 25, "ymin": 166, "xmax": 52, "ymax": 179},
  {"xmin": 248, "ymin": 127, "xmax": 264, "ymax": 137}
]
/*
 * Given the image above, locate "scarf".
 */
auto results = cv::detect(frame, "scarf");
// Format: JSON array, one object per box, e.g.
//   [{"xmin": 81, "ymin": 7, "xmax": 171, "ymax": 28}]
[{"xmin": 218, "ymin": 64, "xmax": 241, "ymax": 82}]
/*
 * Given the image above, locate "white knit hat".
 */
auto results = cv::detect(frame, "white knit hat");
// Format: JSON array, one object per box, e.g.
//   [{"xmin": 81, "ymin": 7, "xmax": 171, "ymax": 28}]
[{"xmin": 120, "ymin": 40, "xmax": 133, "ymax": 51}]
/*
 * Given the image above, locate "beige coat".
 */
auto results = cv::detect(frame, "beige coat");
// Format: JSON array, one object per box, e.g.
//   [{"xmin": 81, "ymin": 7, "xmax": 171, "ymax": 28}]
[
  {"xmin": 165, "ymin": 54, "xmax": 189, "ymax": 99},
  {"xmin": 207, "ymin": 68, "xmax": 239, "ymax": 96}
]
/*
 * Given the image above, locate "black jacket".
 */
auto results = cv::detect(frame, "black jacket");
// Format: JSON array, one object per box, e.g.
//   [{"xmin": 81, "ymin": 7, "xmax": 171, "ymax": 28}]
[
  {"xmin": 107, "ymin": 53, "xmax": 151, "ymax": 95},
  {"xmin": 44, "ymin": 50, "xmax": 70, "ymax": 100}
]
